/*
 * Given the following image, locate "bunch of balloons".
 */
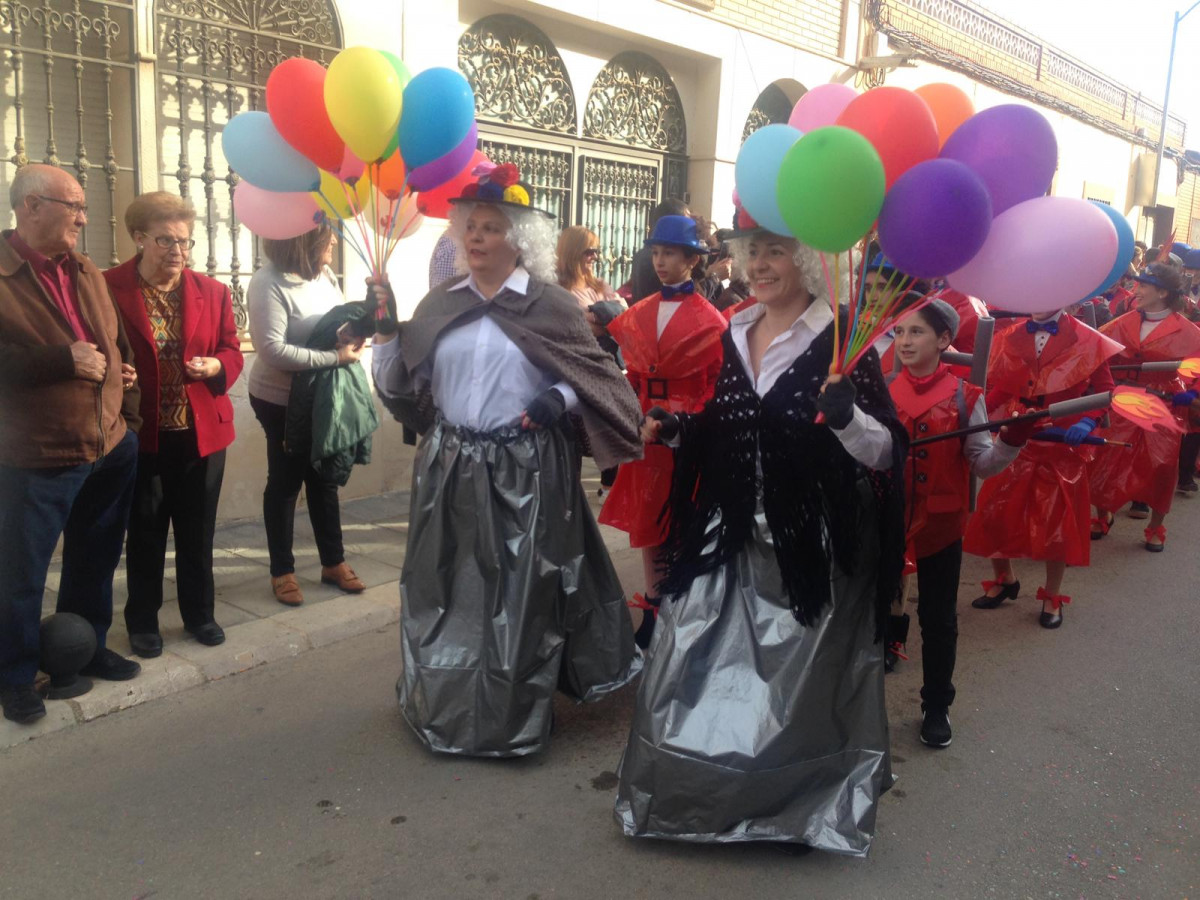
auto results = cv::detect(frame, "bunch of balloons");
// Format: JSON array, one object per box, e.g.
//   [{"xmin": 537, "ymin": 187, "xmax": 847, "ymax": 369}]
[
  {"xmin": 735, "ymin": 81, "xmax": 1135, "ymax": 318},
  {"xmin": 223, "ymin": 48, "xmax": 481, "ymax": 277}
]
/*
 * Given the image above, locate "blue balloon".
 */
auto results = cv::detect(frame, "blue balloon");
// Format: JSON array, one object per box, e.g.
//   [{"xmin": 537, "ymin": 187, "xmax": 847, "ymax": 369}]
[
  {"xmin": 399, "ymin": 68, "xmax": 477, "ymax": 170},
  {"xmin": 1085, "ymin": 201, "xmax": 1134, "ymax": 298},
  {"xmin": 221, "ymin": 112, "xmax": 320, "ymax": 192},
  {"xmin": 735, "ymin": 124, "xmax": 802, "ymax": 236}
]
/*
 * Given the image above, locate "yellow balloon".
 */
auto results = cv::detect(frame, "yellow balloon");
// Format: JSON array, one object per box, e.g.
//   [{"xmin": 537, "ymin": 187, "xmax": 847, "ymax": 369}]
[
  {"xmin": 311, "ymin": 168, "xmax": 374, "ymax": 220},
  {"xmin": 324, "ymin": 47, "xmax": 403, "ymax": 162}
]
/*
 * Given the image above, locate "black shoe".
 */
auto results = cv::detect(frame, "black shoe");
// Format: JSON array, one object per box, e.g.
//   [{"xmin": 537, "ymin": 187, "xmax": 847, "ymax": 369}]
[
  {"xmin": 128, "ymin": 632, "xmax": 163, "ymax": 659},
  {"xmin": 79, "ymin": 647, "xmax": 141, "ymax": 681},
  {"xmin": 1177, "ymin": 480, "xmax": 1198, "ymax": 495},
  {"xmin": 920, "ymin": 709, "xmax": 952, "ymax": 748},
  {"xmin": 630, "ymin": 594, "xmax": 661, "ymax": 650},
  {"xmin": 0, "ymin": 684, "xmax": 46, "ymax": 724},
  {"xmin": 1128, "ymin": 501, "xmax": 1150, "ymax": 519},
  {"xmin": 1038, "ymin": 608, "xmax": 1064, "ymax": 629},
  {"xmin": 185, "ymin": 622, "xmax": 225, "ymax": 646},
  {"xmin": 971, "ymin": 580, "xmax": 1020, "ymax": 609}
]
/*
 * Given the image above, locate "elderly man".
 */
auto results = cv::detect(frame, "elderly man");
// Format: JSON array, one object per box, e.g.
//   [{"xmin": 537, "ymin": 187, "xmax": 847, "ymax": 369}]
[{"xmin": 0, "ymin": 164, "xmax": 142, "ymax": 724}]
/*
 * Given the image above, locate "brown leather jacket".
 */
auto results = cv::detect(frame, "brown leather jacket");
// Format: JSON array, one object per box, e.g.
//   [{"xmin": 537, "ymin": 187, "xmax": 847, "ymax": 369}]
[{"xmin": 0, "ymin": 231, "xmax": 141, "ymax": 467}]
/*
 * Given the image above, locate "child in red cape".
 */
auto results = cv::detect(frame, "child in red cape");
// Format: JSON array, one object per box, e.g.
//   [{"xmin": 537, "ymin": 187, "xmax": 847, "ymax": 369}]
[
  {"xmin": 962, "ymin": 306, "xmax": 1121, "ymax": 629},
  {"xmin": 889, "ymin": 299, "xmax": 1027, "ymax": 748},
  {"xmin": 1089, "ymin": 262, "xmax": 1200, "ymax": 550},
  {"xmin": 598, "ymin": 215, "xmax": 727, "ymax": 648}
]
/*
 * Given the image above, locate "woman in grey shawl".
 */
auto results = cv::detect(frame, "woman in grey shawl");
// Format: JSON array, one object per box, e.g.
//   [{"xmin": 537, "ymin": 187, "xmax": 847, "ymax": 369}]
[{"xmin": 371, "ymin": 165, "xmax": 643, "ymax": 758}]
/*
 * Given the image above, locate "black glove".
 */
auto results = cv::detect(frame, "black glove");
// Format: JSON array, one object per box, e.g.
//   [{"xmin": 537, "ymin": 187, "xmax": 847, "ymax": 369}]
[
  {"xmin": 816, "ymin": 377, "xmax": 857, "ymax": 429},
  {"xmin": 644, "ymin": 405, "xmax": 680, "ymax": 442},
  {"xmin": 369, "ymin": 281, "xmax": 399, "ymax": 335},
  {"xmin": 588, "ymin": 300, "xmax": 624, "ymax": 328},
  {"xmin": 524, "ymin": 388, "xmax": 566, "ymax": 427}
]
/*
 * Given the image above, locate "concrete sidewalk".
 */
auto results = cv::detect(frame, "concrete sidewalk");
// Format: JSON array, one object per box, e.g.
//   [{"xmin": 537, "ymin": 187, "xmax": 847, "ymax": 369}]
[{"xmin": 4, "ymin": 464, "xmax": 637, "ymax": 749}]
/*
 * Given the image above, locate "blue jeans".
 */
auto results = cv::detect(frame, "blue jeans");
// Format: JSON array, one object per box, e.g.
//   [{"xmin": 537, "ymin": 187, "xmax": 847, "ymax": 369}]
[{"xmin": 0, "ymin": 429, "xmax": 137, "ymax": 685}]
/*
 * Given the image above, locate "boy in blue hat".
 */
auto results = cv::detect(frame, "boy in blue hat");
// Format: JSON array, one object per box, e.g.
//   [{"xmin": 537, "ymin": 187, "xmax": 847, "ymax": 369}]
[{"xmin": 599, "ymin": 215, "xmax": 729, "ymax": 648}]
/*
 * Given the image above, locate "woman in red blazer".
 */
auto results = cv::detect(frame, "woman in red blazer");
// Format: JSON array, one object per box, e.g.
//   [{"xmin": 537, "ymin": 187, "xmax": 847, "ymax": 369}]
[{"xmin": 105, "ymin": 192, "xmax": 244, "ymax": 658}]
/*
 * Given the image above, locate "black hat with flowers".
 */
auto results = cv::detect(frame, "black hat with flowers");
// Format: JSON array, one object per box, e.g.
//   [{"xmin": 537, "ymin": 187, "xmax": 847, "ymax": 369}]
[{"xmin": 448, "ymin": 162, "xmax": 555, "ymax": 219}]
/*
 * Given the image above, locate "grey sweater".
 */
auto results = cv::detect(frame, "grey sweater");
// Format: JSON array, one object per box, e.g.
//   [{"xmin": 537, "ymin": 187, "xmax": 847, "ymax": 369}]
[{"xmin": 247, "ymin": 263, "xmax": 342, "ymax": 406}]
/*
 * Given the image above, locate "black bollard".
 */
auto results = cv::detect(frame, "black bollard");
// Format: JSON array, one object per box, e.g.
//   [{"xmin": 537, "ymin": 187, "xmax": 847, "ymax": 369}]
[{"xmin": 39, "ymin": 613, "xmax": 96, "ymax": 700}]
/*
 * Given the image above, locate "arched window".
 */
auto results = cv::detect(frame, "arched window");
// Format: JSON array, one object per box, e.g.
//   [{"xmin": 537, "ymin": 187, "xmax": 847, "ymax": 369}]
[
  {"xmin": 584, "ymin": 51, "xmax": 686, "ymax": 154},
  {"xmin": 742, "ymin": 83, "xmax": 796, "ymax": 143},
  {"xmin": 156, "ymin": 0, "xmax": 342, "ymax": 329},
  {"xmin": 458, "ymin": 14, "xmax": 575, "ymax": 134}
]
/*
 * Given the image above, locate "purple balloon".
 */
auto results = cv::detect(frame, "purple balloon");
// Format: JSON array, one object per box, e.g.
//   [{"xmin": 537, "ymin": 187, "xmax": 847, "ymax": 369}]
[
  {"xmin": 947, "ymin": 196, "xmax": 1117, "ymax": 314},
  {"xmin": 878, "ymin": 159, "xmax": 992, "ymax": 278},
  {"xmin": 940, "ymin": 105, "xmax": 1057, "ymax": 216},
  {"xmin": 408, "ymin": 121, "xmax": 477, "ymax": 192}
]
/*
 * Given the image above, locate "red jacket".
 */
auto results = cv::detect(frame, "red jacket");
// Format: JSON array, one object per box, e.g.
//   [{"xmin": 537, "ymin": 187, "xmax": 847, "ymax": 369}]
[
  {"xmin": 105, "ymin": 258, "xmax": 244, "ymax": 457},
  {"xmin": 890, "ymin": 366, "xmax": 980, "ymax": 559}
]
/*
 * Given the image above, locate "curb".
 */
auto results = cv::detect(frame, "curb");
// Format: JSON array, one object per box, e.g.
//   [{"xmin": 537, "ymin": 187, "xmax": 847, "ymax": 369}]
[{"xmin": 0, "ymin": 583, "xmax": 400, "ymax": 752}]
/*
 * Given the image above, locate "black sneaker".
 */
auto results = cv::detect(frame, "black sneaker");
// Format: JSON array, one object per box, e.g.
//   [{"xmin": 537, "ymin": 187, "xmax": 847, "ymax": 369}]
[
  {"xmin": 1128, "ymin": 501, "xmax": 1151, "ymax": 519},
  {"xmin": 79, "ymin": 647, "xmax": 141, "ymax": 681},
  {"xmin": 0, "ymin": 683, "xmax": 46, "ymax": 724},
  {"xmin": 1177, "ymin": 480, "xmax": 1199, "ymax": 495},
  {"xmin": 920, "ymin": 709, "xmax": 952, "ymax": 748}
]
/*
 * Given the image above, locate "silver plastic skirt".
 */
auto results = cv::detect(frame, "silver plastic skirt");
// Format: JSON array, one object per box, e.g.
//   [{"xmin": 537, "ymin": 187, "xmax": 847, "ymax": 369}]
[
  {"xmin": 614, "ymin": 489, "xmax": 891, "ymax": 856},
  {"xmin": 397, "ymin": 417, "xmax": 641, "ymax": 758}
]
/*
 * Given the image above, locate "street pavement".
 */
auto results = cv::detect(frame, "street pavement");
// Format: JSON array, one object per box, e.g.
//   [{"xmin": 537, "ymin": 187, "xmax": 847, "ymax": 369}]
[{"xmin": 1, "ymin": 469, "xmax": 1198, "ymax": 898}]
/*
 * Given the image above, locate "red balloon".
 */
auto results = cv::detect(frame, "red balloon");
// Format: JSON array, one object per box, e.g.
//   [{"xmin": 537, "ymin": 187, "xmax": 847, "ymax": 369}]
[
  {"xmin": 835, "ymin": 87, "xmax": 939, "ymax": 190},
  {"xmin": 266, "ymin": 58, "xmax": 345, "ymax": 173},
  {"xmin": 416, "ymin": 149, "xmax": 489, "ymax": 219}
]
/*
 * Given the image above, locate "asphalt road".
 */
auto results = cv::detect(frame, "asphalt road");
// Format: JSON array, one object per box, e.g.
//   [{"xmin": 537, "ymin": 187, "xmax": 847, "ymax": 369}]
[{"xmin": 2, "ymin": 514, "xmax": 1198, "ymax": 900}]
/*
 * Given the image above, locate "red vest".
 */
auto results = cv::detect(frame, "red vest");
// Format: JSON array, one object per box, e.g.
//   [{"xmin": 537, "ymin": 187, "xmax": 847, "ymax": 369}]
[{"xmin": 890, "ymin": 365, "xmax": 982, "ymax": 559}]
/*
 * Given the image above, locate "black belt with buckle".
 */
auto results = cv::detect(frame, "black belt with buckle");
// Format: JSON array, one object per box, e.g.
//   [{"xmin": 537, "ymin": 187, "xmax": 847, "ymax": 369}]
[{"xmin": 646, "ymin": 377, "xmax": 669, "ymax": 400}]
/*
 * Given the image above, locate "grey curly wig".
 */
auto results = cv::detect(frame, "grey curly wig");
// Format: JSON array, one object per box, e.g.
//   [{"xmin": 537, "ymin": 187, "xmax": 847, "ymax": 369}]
[
  {"xmin": 447, "ymin": 201, "xmax": 558, "ymax": 284},
  {"xmin": 729, "ymin": 234, "xmax": 853, "ymax": 308}
]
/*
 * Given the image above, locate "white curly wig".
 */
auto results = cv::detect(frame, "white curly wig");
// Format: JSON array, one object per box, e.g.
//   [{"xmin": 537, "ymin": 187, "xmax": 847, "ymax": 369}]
[
  {"xmin": 729, "ymin": 233, "xmax": 854, "ymax": 308},
  {"xmin": 447, "ymin": 201, "xmax": 558, "ymax": 284}
]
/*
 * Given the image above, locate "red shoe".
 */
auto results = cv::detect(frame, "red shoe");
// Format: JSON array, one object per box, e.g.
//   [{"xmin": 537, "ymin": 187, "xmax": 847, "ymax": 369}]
[
  {"xmin": 1036, "ymin": 586, "xmax": 1070, "ymax": 629},
  {"xmin": 1144, "ymin": 525, "xmax": 1166, "ymax": 552}
]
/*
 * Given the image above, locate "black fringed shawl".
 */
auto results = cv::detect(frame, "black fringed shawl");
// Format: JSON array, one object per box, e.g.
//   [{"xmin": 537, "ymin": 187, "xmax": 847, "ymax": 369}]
[{"xmin": 657, "ymin": 316, "xmax": 908, "ymax": 638}]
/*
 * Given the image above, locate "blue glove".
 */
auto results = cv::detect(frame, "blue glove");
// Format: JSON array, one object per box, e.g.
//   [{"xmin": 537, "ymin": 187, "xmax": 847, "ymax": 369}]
[
  {"xmin": 1063, "ymin": 417, "xmax": 1097, "ymax": 446},
  {"xmin": 1172, "ymin": 389, "xmax": 1198, "ymax": 407}
]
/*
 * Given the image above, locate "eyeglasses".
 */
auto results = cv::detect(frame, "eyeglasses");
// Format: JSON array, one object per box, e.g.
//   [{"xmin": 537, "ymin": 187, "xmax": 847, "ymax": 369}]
[
  {"xmin": 150, "ymin": 236, "xmax": 196, "ymax": 251},
  {"xmin": 583, "ymin": 248, "xmax": 600, "ymax": 258},
  {"xmin": 36, "ymin": 195, "xmax": 88, "ymax": 215}
]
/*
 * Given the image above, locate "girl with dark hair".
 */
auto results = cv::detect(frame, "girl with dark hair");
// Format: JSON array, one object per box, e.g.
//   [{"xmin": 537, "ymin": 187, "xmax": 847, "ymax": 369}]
[
  {"xmin": 1088, "ymin": 261, "xmax": 1200, "ymax": 551},
  {"xmin": 888, "ymin": 299, "xmax": 1027, "ymax": 748}
]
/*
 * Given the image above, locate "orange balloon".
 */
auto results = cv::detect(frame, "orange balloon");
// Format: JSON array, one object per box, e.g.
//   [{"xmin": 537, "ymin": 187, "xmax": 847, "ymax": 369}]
[
  {"xmin": 373, "ymin": 151, "xmax": 408, "ymax": 199},
  {"xmin": 915, "ymin": 83, "xmax": 975, "ymax": 149}
]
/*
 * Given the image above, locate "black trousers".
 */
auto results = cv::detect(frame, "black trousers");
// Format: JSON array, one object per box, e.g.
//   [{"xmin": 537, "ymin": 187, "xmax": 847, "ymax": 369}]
[
  {"xmin": 1179, "ymin": 432, "xmax": 1200, "ymax": 484},
  {"xmin": 915, "ymin": 539, "xmax": 962, "ymax": 712},
  {"xmin": 250, "ymin": 395, "xmax": 344, "ymax": 577},
  {"xmin": 125, "ymin": 429, "xmax": 225, "ymax": 633}
]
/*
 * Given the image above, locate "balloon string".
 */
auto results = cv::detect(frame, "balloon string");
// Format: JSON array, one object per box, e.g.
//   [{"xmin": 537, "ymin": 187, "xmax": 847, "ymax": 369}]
[
  {"xmin": 338, "ymin": 177, "xmax": 377, "ymax": 275},
  {"xmin": 381, "ymin": 170, "xmax": 414, "ymax": 264},
  {"xmin": 819, "ymin": 252, "xmax": 839, "ymax": 373},
  {"xmin": 318, "ymin": 212, "xmax": 370, "ymax": 270}
]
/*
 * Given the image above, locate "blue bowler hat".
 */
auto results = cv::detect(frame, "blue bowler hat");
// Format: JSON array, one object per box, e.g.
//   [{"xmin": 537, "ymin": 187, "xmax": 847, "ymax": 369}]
[
  {"xmin": 646, "ymin": 215, "xmax": 708, "ymax": 252},
  {"xmin": 1183, "ymin": 248, "xmax": 1200, "ymax": 270},
  {"xmin": 1174, "ymin": 241, "xmax": 1192, "ymax": 258}
]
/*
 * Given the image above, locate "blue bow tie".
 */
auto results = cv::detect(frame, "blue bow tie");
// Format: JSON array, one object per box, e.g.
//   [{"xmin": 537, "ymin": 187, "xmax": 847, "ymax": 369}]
[
  {"xmin": 660, "ymin": 280, "xmax": 695, "ymax": 300},
  {"xmin": 1026, "ymin": 319, "xmax": 1059, "ymax": 336}
]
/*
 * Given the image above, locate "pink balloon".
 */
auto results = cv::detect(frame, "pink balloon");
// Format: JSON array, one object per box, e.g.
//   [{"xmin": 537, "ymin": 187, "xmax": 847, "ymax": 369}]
[
  {"xmin": 233, "ymin": 181, "xmax": 319, "ymax": 239},
  {"xmin": 947, "ymin": 197, "xmax": 1117, "ymax": 314},
  {"xmin": 788, "ymin": 83, "xmax": 858, "ymax": 133},
  {"xmin": 337, "ymin": 146, "xmax": 366, "ymax": 183}
]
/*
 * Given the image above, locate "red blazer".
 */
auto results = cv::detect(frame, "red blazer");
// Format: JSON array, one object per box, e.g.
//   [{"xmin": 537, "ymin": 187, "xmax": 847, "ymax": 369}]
[{"xmin": 104, "ymin": 257, "xmax": 244, "ymax": 457}]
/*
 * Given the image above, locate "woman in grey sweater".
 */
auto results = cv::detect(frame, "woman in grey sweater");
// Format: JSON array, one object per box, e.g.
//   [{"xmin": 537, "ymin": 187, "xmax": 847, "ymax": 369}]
[{"xmin": 246, "ymin": 226, "xmax": 366, "ymax": 606}]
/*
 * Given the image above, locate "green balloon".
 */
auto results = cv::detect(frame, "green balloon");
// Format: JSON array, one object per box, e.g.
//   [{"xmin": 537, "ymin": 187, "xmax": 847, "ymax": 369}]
[
  {"xmin": 776, "ymin": 126, "xmax": 885, "ymax": 253},
  {"xmin": 379, "ymin": 51, "xmax": 413, "ymax": 160}
]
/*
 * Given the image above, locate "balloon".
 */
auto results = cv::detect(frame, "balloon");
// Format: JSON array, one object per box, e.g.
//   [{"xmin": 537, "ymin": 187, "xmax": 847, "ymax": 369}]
[
  {"xmin": 1086, "ymin": 201, "xmax": 1135, "ymax": 296},
  {"xmin": 835, "ymin": 87, "xmax": 939, "ymax": 189},
  {"xmin": 311, "ymin": 168, "xmax": 374, "ymax": 220},
  {"xmin": 378, "ymin": 52, "xmax": 413, "ymax": 160},
  {"xmin": 947, "ymin": 197, "xmax": 1117, "ymax": 314},
  {"xmin": 221, "ymin": 112, "xmax": 319, "ymax": 192},
  {"xmin": 368, "ymin": 189, "xmax": 423, "ymax": 240},
  {"xmin": 776, "ymin": 126, "xmax": 886, "ymax": 253},
  {"xmin": 940, "ymin": 104, "xmax": 1057, "ymax": 216},
  {"xmin": 372, "ymin": 151, "xmax": 408, "ymax": 200},
  {"xmin": 788, "ymin": 83, "xmax": 857, "ymax": 133},
  {"xmin": 914, "ymin": 83, "xmax": 975, "ymax": 149},
  {"xmin": 324, "ymin": 46, "xmax": 404, "ymax": 162},
  {"xmin": 399, "ymin": 67, "xmax": 476, "ymax": 169},
  {"xmin": 417, "ymin": 149, "xmax": 489, "ymax": 218},
  {"xmin": 233, "ymin": 181, "xmax": 319, "ymax": 239},
  {"xmin": 409, "ymin": 121, "xmax": 478, "ymax": 192},
  {"xmin": 337, "ymin": 146, "xmax": 366, "ymax": 184},
  {"xmin": 735, "ymin": 124, "xmax": 802, "ymax": 236},
  {"xmin": 878, "ymin": 160, "xmax": 992, "ymax": 279},
  {"xmin": 265, "ymin": 58, "xmax": 345, "ymax": 172}
]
